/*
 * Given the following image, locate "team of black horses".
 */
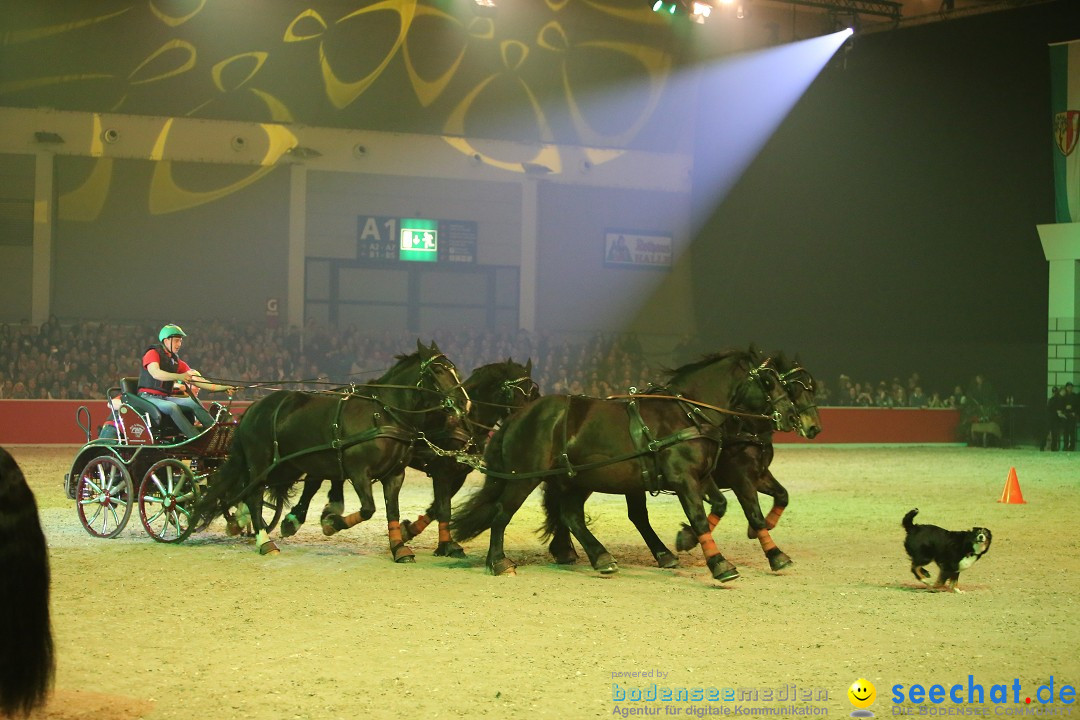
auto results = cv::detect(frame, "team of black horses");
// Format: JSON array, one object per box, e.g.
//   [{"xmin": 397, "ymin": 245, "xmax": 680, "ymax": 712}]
[
  {"xmin": 0, "ymin": 342, "xmax": 816, "ymax": 716},
  {"xmin": 187, "ymin": 341, "xmax": 821, "ymax": 582}
]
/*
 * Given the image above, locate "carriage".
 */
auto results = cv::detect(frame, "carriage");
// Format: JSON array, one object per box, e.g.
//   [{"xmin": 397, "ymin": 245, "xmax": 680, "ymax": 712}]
[{"xmin": 63, "ymin": 377, "xmax": 284, "ymax": 542}]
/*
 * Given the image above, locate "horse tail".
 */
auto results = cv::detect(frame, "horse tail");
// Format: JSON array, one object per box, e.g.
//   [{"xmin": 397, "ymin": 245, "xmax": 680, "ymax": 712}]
[
  {"xmin": 902, "ymin": 508, "xmax": 919, "ymax": 531},
  {"xmin": 267, "ymin": 477, "xmax": 293, "ymax": 511},
  {"xmin": 537, "ymin": 481, "xmax": 562, "ymax": 542},
  {"xmin": 450, "ymin": 475, "xmax": 506, "ymax": 541},
  {"xmin": 0, "ymin": 446, "xmax": 55, "ymax": 717},
  {"xmin": 193, "ymin": 434, "xmax": 250, "ymax": 526}
]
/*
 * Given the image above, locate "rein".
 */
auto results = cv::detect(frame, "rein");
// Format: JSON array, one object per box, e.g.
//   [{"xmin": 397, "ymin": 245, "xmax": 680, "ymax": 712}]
[{"xmin": 603, "ymin": 393, "xmax": 775, "ymax": 421}]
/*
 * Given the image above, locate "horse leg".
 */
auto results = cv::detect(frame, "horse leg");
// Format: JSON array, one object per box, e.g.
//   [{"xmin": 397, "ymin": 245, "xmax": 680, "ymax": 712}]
[
  {"xmin": 249, "ymin": 487, "xmax": 279, "ymax": 555},
  {"xmin": 379, "ymin": 471, "xmax": 415, "ymax": 563},
  {"xmin": 430, "ymin": 469, "xmax": 467, "ymax": 558},
  {"xmin": 624, "ymin": 493, "xmax": 678, "ymax": 568},
  {"xmin": 675, "ymin": 479, "xmax": 726, "ymax": 552},
  {"xmin": 557, "ymin": 486, "xmax": 618, "ymax": 574},
  {"xmin": 485, "ymin": 481, "xmax": 538, "ymax": 576},
  {"xmin": 675, "ymin": 482, "xmax": 738, "ymax": 582},
  {"xmin": 746, "ymin": 467, "xmax": 788, "ymax": 539},
  {"xmin": 322, "ymin": 474, "xmax": 377, "ymax": 535},
  {"xmin": 728, "ymin": 463, "xmax": 792, "ymax": 571},
  {"xmin": 319, "ymin": 477, "xmax": 347, "ymax": 536},
  {"xmin": 279, "ymin": 473, "xmax": 314, "ymax": 537},
  {"xmin": 542, "ymin": 481, "xmax": 579, "ymax": 564}
]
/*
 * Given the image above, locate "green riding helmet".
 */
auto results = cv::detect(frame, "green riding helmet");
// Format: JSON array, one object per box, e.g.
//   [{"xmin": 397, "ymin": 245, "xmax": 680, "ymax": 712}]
[{"xmin": 158, "ymin": 324, "xmax": 187, "ymax": 342}]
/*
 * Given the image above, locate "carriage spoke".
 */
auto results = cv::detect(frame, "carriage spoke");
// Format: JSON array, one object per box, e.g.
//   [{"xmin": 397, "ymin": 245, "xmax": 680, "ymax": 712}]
[
  {"xmin": 77, "ymin": 457, "xmax": 133, "ymax": 539},
  {"xmin": 139, "ymin": 459, "xmax": 197, "ymax": 543}
]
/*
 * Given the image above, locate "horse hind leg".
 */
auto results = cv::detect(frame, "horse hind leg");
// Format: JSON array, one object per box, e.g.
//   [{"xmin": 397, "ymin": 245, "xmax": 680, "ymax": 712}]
[
  {"xmin": 541, "ymin": 481, "xmax": 579, "ymax": 564},
  {"xmin": 485, "ymin": 481, "xmax": 538, "ymax": 576},
  {"xmin": 558, "ymin": 487, "xmax": 618, "ymax": 574},
  {"xmin": 280, "ymin": 473, "xmax": 312, "ymax": 537},
  {"xmin": 624, "ymin": 493, "xmax": 678, "ymax": 568},
  {"xmin": 319, "ymin": 477, "xmax": 349, "ymax": 536}
]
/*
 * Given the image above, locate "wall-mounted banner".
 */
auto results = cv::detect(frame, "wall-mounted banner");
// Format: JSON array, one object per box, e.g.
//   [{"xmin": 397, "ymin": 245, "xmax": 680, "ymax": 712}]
[
  {"xmin": 1051, "ymin": 39, "xmax": 1080, "ymax": 224},
  {"xmin": 604, "ymin": 231, "xmax": 672, "ymax": 269}
]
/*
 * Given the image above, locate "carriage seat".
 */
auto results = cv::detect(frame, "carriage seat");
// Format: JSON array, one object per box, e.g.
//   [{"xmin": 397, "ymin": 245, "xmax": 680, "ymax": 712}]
[
  {"xmin": 120, "ymin": 377, "xmax": 165, "ymax": 425},
  {"xmin": 118, "ymin": 376, "xmax": 198, "ymax": 437}
]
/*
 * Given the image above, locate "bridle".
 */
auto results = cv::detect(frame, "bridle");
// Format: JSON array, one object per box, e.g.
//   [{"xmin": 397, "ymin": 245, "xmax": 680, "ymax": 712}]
[{"xmin": 418, "ymin": 352, "xmax": 471, "ymax": 419}]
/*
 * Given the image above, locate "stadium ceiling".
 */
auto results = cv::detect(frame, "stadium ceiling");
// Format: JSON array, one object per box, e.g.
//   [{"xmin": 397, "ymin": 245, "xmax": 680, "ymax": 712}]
[{"xmin": 664, "ymin": 0, "xmax": 1059, "ymax": 39}]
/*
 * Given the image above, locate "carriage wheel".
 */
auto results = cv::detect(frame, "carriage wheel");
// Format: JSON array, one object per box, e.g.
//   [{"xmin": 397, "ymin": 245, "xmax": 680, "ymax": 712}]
[
  {"xmin": 76, "ymin": 456, "xmax": 133, "ymax": 539},
  {"xmin": 222, "ymin": 490, "xmax": 285, "ymax": 536},
  {"xmin": 139, "ymin": 459, "xmax": 199, "ymax": 543}
]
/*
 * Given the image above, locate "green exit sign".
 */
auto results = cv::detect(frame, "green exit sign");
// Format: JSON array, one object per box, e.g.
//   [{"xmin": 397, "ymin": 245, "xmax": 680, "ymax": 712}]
[{"xmin": 399, "ymin": 218, "xmax": 438, "ymax": 262}]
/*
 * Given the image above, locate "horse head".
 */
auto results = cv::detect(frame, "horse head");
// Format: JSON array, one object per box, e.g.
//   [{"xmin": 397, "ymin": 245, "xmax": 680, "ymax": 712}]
[
  {"xmin": 664, "ymin": 350, "xmax": 797, "ymax": 433},
  {"xmin": 415, "ymin": 340, "xmax": 471, "ymax": 426},
  {"xmin": 743, "ymin": 355, "xmax": 799, "ymax": 434},
  {"xmin": 462, "ymin": 357, "xmax": 539, "ymax": 433},
  {"xmin": 774, "ymin": 354, "xmax": 822, "ymax": 439}
]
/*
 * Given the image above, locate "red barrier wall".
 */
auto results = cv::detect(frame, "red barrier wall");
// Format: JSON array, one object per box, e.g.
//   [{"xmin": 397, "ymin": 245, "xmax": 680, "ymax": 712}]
[
  {"xmin": 0, "ymin": 400, "xmax": 252, "ymax": 445},
  {"xmin": 775, "ymin": 407, "xmax": 961, "ymax": 444},
  {"xmin": 1, "ymin": 400, "xmax": 961, "ymax": 445}
]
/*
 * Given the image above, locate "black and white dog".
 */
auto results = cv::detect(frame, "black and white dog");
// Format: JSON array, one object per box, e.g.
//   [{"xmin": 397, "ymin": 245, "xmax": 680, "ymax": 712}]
[{"xmin": 902, "ymin": 508, "xmax": 992, "ymax": 593}]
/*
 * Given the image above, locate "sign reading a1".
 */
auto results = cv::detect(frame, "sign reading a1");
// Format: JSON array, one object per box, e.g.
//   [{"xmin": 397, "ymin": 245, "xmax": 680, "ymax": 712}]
[{"xmin": 399, "ymin": 218, "xmax": 438, "ymax": 263}]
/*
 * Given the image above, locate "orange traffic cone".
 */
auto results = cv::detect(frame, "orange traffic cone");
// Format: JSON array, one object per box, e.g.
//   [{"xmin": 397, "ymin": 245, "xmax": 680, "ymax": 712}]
[{"xmin": 998, "ymin": 467, "xmax": 1026, "ymax": 504}]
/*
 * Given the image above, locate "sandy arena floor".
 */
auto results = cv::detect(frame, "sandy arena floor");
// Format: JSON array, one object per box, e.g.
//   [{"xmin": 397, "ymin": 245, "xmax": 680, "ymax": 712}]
[{"xmin": 9, "ymin": 444, "xmax": 1079, "ymax": 720}]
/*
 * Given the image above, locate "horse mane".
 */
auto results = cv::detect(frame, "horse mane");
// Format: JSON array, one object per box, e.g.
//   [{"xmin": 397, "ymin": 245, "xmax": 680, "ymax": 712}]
[{"xmin": 661, "ymin": 347, "xmax": 757, "ymax": 383}]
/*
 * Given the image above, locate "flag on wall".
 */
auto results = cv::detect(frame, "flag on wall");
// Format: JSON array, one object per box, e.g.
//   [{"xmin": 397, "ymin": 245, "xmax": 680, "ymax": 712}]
[{"xmin": 1051, "ymin": 39, "xmax": 1080, "ymax": 223}]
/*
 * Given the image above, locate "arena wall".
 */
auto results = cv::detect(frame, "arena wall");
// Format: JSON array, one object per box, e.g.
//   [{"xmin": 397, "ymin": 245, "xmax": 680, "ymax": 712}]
[{"xmin": 0, "ymin": 401, "xmax": 962, "ymax": 445}]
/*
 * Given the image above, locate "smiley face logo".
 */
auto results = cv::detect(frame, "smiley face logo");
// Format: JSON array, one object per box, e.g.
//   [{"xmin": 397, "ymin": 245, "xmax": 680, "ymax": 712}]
[{"xmin": 848, "ymin": 678, "xmax": 876, "ymax": 714}]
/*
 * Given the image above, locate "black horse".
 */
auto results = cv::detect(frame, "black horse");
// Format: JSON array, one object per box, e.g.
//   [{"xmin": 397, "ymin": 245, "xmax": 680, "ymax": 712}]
[
  {"xmin": 190, "ymin": 341, "xmax": 470, "ymax": 559},
  {"xmin": 281, "ymin": 358, "xmax": 539, "ymax": 559},
  {"xmin": 540, "ymin": 353, "xmax": 821, "ymax": 576},
  {"xmin": 671, "ymin": 359, "xmax": 821, "ymax": 568},
  {"xmin": 451, "ymin": 350, "xmax": 797, "ymax": 580},
  {"xmin": 0, "ymin": 446, "xmax": 54, "ymax": 718}
]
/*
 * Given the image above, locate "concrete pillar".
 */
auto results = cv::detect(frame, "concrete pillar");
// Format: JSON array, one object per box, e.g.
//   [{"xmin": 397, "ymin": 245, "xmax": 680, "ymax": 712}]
[
  {"xmin": 519, "ymin": 179, "xmax": 539, "ymax": 333},
  {"xmin": 1038, "ymin": 222, "xmax": 1080, "ymax": 393},
  {"xmin": 31, "ymin": 151, "xmax": 55, "ymax": 325},
  {"xmin": 287, "ymin": 163, "xmax": 307, "ymax": 330}
]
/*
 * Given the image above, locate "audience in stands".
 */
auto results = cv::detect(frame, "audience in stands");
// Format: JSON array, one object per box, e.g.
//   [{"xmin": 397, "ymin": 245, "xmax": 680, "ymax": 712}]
[{"xmin": 0, "ymin": 319, "xmax": 1018, "ymax": 420}]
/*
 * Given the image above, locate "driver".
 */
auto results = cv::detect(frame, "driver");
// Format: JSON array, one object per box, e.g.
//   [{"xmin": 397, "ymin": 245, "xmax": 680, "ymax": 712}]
[{"xmin": 137, "ymin": 324, "xmax": 236, "ymax": 439}]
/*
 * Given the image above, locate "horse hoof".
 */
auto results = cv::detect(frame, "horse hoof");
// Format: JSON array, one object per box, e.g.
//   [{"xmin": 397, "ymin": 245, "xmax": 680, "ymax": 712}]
[
  {"xmin": 655, "ymin": 551, "xmax": 679, "ymax": 569},
  {"xmin": 392, "ymin": 544, "xmax": 416, "ymax": 563},
  {"xmin": 550, "ymin": 546, "xmax": 579, "ymax": 565},
  {"xmin": 716, "ymin": 567, "xmax": 740, "ymax": 582},
  {"xmin": 400, "ymin": 520, "xmax": 416, "ymax": 542},
  {"xmin": 321, "ymin": 515, "xmax": 346, "ymax": 536},
  {"xmin": 593, "ymin": 553, "xmax": 619, "ymax": 574},
  {"xmin": 674, "ymin": 524, "xmax": 697, "ymax": 552},
  {"xmin": 434, "ymin": 541, "xmax": 467, "ymax": 558},
  {"xmin": 707, "ymin": 555, "xmax": 739, "ymax": 582},
  {"xmin": 258, "ymin": 541, "xmax": 280, "ymax": 556},
  {"xmin": 280, "ymin": 515, "xmax": 299, "ymax": 538},
  {"xmin": 746, "ymin": 524, "xmax": 756, "ymax": 540},
  {"xmin": 225, "ymin": 519, "xmax": 242, "ymax": 537},
  {"xmin": 320, "ymin": 502, "xmax": 344, "ymax": 520},
  {"xmin": 767, "ymin": 549, "xmax": 793, "ymax": 571},
  {"xmin": 490, "ymin": 558, "xmax": 517, "ymax": 576}
]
